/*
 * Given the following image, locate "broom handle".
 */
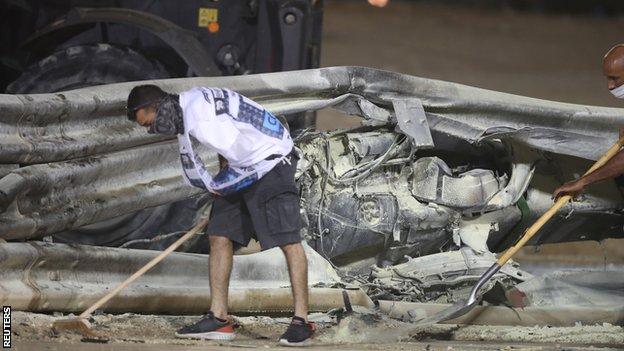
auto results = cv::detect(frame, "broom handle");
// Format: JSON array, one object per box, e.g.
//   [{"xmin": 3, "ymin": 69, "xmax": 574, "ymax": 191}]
[
  {"xmin": 497, "ymin": 135, "xmax": 624, "ymax": 266},
  {"xmin": 79, "ymin": 215, "xmax": 210, "ymax": 319}
]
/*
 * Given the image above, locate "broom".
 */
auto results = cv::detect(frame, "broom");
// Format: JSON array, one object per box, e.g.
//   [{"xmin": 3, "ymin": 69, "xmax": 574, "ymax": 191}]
[{"xmin": 52, "ymin": 215, "xmax": 210, "ymax": 335}]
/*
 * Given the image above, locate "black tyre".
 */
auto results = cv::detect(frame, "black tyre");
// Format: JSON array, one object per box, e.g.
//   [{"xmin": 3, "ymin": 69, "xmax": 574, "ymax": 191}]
[
  {"xmin": 7, "ymin": 44, "xmax": 169, "ymax": 93},
  {"xmin": 8, "ymin": 44, "xmax": 209, "ymax": 249}
]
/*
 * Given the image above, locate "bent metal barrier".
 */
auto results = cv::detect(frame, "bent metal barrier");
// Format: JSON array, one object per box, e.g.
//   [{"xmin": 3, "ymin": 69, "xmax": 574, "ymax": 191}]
[
  {"xmin": 1, "ymin": 66, "xmax": 624, "ymax": 239},
  {"xmin": 0, "ymin": 241, "xmax": 375, "ymax": 314}
]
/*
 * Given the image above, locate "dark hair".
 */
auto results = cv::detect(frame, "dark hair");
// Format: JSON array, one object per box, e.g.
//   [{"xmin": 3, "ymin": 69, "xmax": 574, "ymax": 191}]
[{"xmin": 126, "ymin": 84, "xmax": 167, "ymax": 121}]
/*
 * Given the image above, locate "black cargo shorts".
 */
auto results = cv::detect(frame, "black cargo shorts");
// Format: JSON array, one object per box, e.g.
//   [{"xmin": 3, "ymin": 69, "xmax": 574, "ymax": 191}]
[{"xmin": 205, "ymin": 151, "xmax": 302, "ymax": 250}]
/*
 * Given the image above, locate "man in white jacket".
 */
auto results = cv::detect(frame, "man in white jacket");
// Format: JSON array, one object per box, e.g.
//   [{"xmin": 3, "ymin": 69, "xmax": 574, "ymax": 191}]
[{"xmin": 126, "ymin": 85, "xmax": 314, "ymax": 346}]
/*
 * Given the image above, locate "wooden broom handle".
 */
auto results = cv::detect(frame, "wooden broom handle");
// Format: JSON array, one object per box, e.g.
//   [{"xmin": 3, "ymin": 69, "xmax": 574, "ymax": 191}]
[
  {"xmin": 497, "ymin": 135, "xmax": 624, "ymax": 265},
  {"xmin": 79, "ymin": 215, "xmax": 211, "ymax": 319}
]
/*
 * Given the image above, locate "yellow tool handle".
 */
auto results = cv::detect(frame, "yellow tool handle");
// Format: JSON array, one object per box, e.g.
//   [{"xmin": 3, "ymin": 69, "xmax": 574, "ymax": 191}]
[
  {"xmin": 496, "ymin": 135, "xmax": 624, "ymax": 265},
  {"xmin": 79, "ymin": 215, "xmax": 210, "ymax": 319}
]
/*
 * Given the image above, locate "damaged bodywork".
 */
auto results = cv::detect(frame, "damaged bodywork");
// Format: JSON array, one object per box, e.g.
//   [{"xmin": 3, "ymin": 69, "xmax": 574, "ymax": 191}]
[
  {"xmin": 1, "ymin": 66, "xmax": 623, "ymax": 313},
  {"xmin": 366, "ymin": 248, "xmax": 531, "ymax": 304}
]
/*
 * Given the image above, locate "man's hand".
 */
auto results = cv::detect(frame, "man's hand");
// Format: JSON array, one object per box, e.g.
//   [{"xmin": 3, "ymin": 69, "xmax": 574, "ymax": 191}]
[
  {"xmin": 218, "ymin": 154, "xmax": 228, "ymax": 170},
  {"xmin": 552, "ymin": 179, "xmax": 586, "ymax": 200},
  {"xmin": 368, "ymin": 0, "xmax": 389, "ymax": 7}
]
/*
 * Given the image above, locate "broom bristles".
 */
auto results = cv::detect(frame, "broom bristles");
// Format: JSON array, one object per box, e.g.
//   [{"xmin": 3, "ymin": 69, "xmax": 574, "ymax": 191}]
[{"xmin": 52, "ymin": 318, "xmax": 94, "ymax": 336}]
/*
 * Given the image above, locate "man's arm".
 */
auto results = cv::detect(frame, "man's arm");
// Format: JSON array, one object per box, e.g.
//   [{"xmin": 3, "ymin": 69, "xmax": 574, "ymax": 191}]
[{"xmin": 552, "ymin": 148, "xmax": 624, "ymax": 199}]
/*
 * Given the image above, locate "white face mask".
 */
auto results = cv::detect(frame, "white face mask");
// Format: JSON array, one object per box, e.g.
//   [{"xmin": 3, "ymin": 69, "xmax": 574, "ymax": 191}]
[{"xmin": 610, "ymin": 84, "xmax": 624, "ymax": 99}]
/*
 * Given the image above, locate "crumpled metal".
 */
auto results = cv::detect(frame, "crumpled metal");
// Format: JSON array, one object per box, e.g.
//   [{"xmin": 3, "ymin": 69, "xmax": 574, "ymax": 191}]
[
  {"xmin": 1, "ymin": 66, "xmax": 623, "ymax": 239},
  {"xmin": 0, "ymin": 240, "xmax": 375, "ymax": 314}
]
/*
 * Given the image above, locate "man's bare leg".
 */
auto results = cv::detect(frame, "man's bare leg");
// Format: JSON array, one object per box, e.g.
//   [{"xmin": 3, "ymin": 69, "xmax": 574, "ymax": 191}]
[
  {"xmin": 209, "ymin": 235, "xmax": 233, "ymax": 319},
  {"xmin": 281, "ymin": 242, "xmax": 309, "ymax": 320}
]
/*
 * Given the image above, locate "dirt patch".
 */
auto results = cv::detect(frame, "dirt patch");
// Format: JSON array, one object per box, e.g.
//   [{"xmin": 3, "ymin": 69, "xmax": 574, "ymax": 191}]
[{"xmin": 10, "ymin": 310, "xmax": 624, "ymax": 349}]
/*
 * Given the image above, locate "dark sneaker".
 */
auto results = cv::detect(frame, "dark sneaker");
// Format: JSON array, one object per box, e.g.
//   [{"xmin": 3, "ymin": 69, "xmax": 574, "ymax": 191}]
[
  {"xmin": 175, "ymin": 311, "xmax": 235, "ymax": 341},
  {"xmin": 278, "ymin": 316, "xmax": 316, "ymax": 347}
]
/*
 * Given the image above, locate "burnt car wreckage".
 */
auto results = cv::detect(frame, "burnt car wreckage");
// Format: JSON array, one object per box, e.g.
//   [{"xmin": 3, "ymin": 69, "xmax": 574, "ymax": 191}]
[{"xmin": 1, "ymin": 67, "xmax": 624, "ymax": 319}]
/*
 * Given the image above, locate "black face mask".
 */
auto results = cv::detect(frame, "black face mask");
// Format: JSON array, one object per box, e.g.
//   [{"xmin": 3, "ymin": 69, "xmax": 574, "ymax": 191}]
[{"xmin": 148, "ymin": 94, "xmax": 183, "ymax": 135}]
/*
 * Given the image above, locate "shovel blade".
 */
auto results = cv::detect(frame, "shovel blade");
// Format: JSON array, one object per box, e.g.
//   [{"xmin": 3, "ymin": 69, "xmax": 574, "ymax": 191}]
[{"xmin": 413, "ymin": 298, "xmax": 480, "ymax": 325}]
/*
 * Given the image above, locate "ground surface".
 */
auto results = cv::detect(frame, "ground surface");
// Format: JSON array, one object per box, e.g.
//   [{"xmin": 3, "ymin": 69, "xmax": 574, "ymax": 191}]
[{"xmin": 10, "ymin": 311, "xmax": 624, "ymax": 350}]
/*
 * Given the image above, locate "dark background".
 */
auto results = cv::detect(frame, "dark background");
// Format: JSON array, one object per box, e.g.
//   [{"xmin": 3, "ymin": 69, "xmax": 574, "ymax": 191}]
[{"xmin": 319, "ymin": 0, "xmax": 624, "ymax": 130}]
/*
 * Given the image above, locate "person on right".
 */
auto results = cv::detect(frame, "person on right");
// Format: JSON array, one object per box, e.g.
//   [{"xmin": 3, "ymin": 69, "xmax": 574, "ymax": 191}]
[{"xmin": 553, "ymin": 44, "xmax": 624, "ymax": 199}]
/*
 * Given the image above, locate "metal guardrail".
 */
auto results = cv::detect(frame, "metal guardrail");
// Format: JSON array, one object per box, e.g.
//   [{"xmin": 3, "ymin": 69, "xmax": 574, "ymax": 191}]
[
  {"xmin": 0, "ymin": 241, "xmax": 373, "ymax": 314},
  {"xmin": 1, "ymin": 66, "xmax": 623, "ymax": 239}
]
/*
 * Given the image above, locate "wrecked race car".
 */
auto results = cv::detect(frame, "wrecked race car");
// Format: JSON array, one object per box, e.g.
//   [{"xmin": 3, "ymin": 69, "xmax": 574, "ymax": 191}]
[{"xmin": 1, "ymin": 67, "xmax": 623, "ymax": 313}]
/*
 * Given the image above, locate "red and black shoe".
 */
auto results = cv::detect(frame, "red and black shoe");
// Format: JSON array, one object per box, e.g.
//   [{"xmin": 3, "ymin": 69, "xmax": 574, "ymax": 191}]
[
  {"xmin": 175, "ymin": 311, "xmax": 235, "ymax": 341},
  {"xmin": 278, "ymin": 316, "xmax": 316, "ymax": 347}
]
